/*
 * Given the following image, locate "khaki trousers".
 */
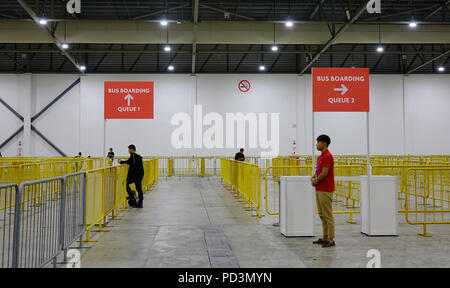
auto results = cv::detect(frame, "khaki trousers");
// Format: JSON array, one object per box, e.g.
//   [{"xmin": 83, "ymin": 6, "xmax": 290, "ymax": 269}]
[{"xmin": 316, "ymin": 191, "xmax": 335, "ymax": 240}]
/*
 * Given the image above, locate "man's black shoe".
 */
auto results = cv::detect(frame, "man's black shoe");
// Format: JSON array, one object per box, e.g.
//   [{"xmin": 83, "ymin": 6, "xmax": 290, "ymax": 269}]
[{"xmin": 134, "ymin": 205, "xmax": 143, "ymax": 208}]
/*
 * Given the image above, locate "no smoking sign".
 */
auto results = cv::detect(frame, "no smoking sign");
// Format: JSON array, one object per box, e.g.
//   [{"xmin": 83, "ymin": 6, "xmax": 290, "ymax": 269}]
[{"xmin": 238, "ymin": 80, "xmax": 251, "ymax": 92}]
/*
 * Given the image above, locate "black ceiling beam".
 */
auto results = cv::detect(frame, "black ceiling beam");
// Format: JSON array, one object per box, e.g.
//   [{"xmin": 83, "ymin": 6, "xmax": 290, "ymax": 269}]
[
  {"xmin": 16, "ymin": 0, "xmax": 83, "ymax": 72},
  {"xmin": 233, "ymin": 44, "xmax": 254, "ymax": 72},
  {"xmin": 199, "ymin": 44, "xmax": 219, "ymax": 72},
  {"xmin": 300, "ymin": 0, "xmax": 371, "ymax": 74},
  {"xmin": 129, "ymin": 44, "xmax": 149, "ymax": 72},
  {"xmin": 132, "ymin": 3, "xmax": 189, "ymax": 20},
  {"xmin": 94, "ymin": 44, "xmax": 114, "ymax": 72},
  {"xmin": 200, "ymin": 4, "xmax": 255, "ymax": 20},
  {"xmin": 407, "ymin": 48, "xmax": 450, "ymax": 74},
  {"xmin": 423, "ymin": 0, "xmax": 450, "ymax": 21}
]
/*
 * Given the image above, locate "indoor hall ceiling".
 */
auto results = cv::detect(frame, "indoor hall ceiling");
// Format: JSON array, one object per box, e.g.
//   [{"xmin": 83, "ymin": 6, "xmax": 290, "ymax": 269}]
[{"xmin": 0, "ymin": 0, "xmax": 449, "ymax": 74}]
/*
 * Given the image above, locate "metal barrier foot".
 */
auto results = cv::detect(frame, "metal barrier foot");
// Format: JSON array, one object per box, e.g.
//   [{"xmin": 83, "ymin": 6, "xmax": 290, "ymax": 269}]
[
  {"xmin": 81, "ymin": 239, "xmax": 98, "ymax": 243},
  {"xmin": 419, "ymin": 224, "xmax": 432, "ymax": 237}
]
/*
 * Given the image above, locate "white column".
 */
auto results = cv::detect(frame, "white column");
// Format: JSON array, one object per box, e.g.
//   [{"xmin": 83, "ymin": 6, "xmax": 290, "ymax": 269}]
[{"xmin": 19, "ymin": 74, "xmax": 32, "ymax": 156}]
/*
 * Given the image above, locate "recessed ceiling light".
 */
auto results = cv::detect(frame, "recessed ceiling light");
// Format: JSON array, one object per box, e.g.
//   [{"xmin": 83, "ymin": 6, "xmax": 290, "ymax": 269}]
[
  {"xmin": 164, "ymin": 45, "xmax": 171, "ymax": 52},
  {"xmin": 79, "ymin": 65, "xmax": 86, "ymax": 71},
  {"xmin": 168, "ymin": 65, "xmax": 174, "ymax": 71},
  {"xmin": 39, "ymin": 19, "xmax": 47, "ymax": 25},
  {"xmin": 376, "ymin": 46, "xmax": 384, "ymax": 53},
  {"xmin": 61, "ymin": 43, "xmax": 69, "ymax": 49},
  {"xmin": 438, "ymin": 66, "xmax": 445, "ymax": 72},
  {"xmin": 259, "ymin": 65, "xmax": 266, "ymax": 71},
  {"xmin": 271, "ymin": 45, "xmax": 279, "ymax": 52}
]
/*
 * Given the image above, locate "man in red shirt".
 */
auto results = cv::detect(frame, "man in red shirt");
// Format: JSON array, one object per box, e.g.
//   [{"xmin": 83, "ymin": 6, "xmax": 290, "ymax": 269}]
[{"xmin": 311, "ymin": 135, "xmax": 335, "ymax": 248}]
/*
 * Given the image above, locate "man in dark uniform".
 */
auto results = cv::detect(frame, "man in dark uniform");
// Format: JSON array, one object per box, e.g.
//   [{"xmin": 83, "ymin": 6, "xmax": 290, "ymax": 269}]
[
  {"xmin": 118, "ymin": 144, "xmax": 145, "ymax": 208},
  {"xmin": 235, "ymin": 148, "xmax": 245, "ymax": 161}
]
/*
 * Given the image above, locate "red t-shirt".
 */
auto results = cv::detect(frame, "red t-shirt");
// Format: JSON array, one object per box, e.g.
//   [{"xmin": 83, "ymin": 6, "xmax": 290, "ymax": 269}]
[{"xmin": 315, "ymin": 149, "xmax": 335, "ymax": 192}]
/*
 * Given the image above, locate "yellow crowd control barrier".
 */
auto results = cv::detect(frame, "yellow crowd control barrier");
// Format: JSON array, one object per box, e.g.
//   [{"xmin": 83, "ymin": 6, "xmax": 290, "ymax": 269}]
[
  {"xmin": 142, "ymin": 159, "xmax": 159, "ymax": 191},
  {"xmin": 404, "ymin": 167, "xmax": 450, "ymax": 236},
  {"xmin": 0, "ymin": 158, "xmax": 106, "ymax": 186},
  {"xmin": 152, "ymin": 156, "xmax": 222, "ymax": 177},
  {"xmin": 221, "ymin": 159, "xmax": 261, "ymax": 218},
  {"xmin": 83, "ymin": 160, "xmax": 159, "ymax": 242}
]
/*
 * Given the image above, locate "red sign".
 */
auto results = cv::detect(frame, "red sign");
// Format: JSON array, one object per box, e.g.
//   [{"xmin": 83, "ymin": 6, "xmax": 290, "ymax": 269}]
[
  {"xmin": 238, "ymin": 80, "xmax": 251, "ymax": 92},
  {"xmin": 312, "ymin": 68, "xmax": 369, "ymax": 112},
  {"xmin": 104, "ymin": 81, "xmax": 154, "ymax": 119}
]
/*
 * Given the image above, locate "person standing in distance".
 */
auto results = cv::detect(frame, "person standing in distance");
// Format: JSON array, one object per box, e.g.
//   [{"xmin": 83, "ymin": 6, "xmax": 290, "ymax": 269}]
[
  {"xmin": 311, "ymin": 135, "xmax": 336, "ymax": 248},
  {"xmin": 235, "ymin": 148, "xmax": 245, "ymax": 161},
  {"xmin": 107, "ymin": 148, "xmax": 115, "ymax": 164},
  {"xmin": 118, "ymin": 145, "xmax": 145, "ymax": 208}
]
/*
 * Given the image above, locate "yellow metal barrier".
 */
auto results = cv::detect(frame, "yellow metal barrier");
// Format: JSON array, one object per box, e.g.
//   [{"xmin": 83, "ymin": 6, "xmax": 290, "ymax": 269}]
[
  {"xmin": 152, "ymin": 156, "xmax": 222, "ymax": 177},
  {"xmin": 221, "ymin": 159, "xmax": 261, "ymax": 218},
  {"xmin": 142, "ymin": 159, "xmax": 159, "ymax": 191},
  {"xmin": 0, "ymin": 158, "xmax": 107, "ymax": 186},
  {"xmin": 404, "ymin": 167, "xmax": 450, "ymax": 236},
  {"xmin": 83, "ymin": 159, "xmax": 159, "ymax": 242}
]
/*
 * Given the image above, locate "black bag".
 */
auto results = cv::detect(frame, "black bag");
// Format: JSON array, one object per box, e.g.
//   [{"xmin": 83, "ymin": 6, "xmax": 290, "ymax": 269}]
[{"xmin": 127, "ymin": 190, "xmax": 138, "ymax": 207}]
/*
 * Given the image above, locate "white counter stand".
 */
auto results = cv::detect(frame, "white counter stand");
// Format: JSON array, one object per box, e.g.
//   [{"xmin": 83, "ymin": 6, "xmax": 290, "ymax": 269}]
[
  {"xmin": 279, "ymin": 176, "xmax": 315, "ymax": 237},
  {"xmin": 360, "ymin": 176, "xmax": 398, "ymax": 236}
]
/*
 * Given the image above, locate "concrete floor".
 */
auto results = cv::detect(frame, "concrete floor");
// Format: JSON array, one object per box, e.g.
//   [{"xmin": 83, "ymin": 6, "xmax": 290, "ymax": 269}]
[{"xmin": 61, "ymin": 177, "xmax": 450, "ymax": 268}]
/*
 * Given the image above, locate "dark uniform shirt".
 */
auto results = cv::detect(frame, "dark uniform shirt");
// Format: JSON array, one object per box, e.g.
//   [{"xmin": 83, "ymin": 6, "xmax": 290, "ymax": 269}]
[
  {"xmin": 107, "ymin": 151, "xmax": 115, "ymax": 159},
  {"xmin": 235, "ymin": 152, "xmax": 245, "ymax": 161},
  {"xmin": 120, "ymin": 152, "xmax": 144, "ymax": 180}
]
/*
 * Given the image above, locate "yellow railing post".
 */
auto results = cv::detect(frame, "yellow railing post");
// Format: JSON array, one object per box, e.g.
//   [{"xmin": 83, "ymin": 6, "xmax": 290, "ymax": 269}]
[
  {"xmin": 201, "ymin": 157, "xmax": 205, "ymax": 177},
  {"xmin": 168, "ymin": 158, "xmax": 173, "ymax": 177}
]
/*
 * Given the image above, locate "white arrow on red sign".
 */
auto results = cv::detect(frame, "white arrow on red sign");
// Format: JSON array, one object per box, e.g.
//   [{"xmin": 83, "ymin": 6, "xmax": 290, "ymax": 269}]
[
  {"xmin": 334, "ymin": 84, "xmax": 348, "ymax": 95},
  {"xmin": 124, "ymin": 94, "xmax": 134, "ymax": 106}
]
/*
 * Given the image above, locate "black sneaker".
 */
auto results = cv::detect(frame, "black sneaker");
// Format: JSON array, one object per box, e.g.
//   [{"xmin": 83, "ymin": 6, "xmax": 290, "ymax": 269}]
[{"xmin": 313, "ymin": 238, "xmax": 327, "ymax": 244}]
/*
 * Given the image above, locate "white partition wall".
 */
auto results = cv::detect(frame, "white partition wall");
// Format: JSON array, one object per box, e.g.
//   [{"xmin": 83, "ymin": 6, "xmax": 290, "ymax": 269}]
[
  {"xmin": 360, "ymin": 176, "xmax": 398, "ymax": 236},
  {"xmin": 280, "ymin": 176, "xmax": 315, "ymax": 237},
  {"xmin": 0, "ymin": 73, "xmax": 449, "ymax": 157}
]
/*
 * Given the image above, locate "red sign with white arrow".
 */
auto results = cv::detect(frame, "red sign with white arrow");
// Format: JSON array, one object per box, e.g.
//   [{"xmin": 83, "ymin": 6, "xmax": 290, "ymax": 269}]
[
  {"xmin": 104, "ymin": 81, "xmax": 154, "ymax": 119},
  {"xmin": 312, "ymin": 67, "xmax": 370, "ymax": 112}
]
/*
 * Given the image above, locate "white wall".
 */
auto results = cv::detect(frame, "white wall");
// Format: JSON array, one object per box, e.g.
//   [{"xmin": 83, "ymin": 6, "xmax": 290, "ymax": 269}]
[
  {"xmin": 404, "ymin": 75, "xmax": 450, "ymax": 155},
  {"xmin": 31, "ymin": 74, "xmax": 81, "ymax": 157},
  {"xmin": 0, "ymin": 74, "xmax": 30, "ymax": 156},
  {"xmin": 0, "ymin": 73, "xmax": 449, "ymax": 157}
]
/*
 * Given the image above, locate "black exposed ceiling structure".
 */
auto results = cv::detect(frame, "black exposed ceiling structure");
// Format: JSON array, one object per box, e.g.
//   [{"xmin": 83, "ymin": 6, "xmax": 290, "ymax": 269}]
[{"xmin": 0, "ymin": 0, "xmax": 449, "ymax": 74}]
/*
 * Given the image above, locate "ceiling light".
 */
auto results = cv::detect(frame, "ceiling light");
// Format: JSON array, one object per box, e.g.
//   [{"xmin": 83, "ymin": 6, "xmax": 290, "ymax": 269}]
[
  {"xmin": 409, "ymin": 21, "xmax": 417, "ymax": 28},
  {"xmin": 271, "ymin": 45, "xmax": 278, "ymax": 52},
  {"xmin": 164, "ymin": 45, "xmax": 171, "ymax": 52},
  {"xmin": 259, "ymin": 65, "xmax": 266, "ymax": 71},
  {"xmin": 79, "ymin": 65, "xmax": 86, "ymax": 71},
  {"xmin": 438, "ymin": 66, "xmax": 445, "ymax": 72},
  {"xmin": 38, "ymin": 19, "xmax": 47, "ymax": 25},
  {"xmin": 285, "ymin": 21, "xmax": 293, "ymax": 27},
  {"xmin": 61, "ymin": 43, "xmax": 69, "ymax": 49},
  {"xmin": 160, "ymin": 20, "xmax": 168, "ymax": 26},
  {"xmin": 168, "ymin": 65, "xmax": 174, "ymax": 71},
  {"xmin": 376, "ymin": 46, "xmax": 384, "ymax": 53}
]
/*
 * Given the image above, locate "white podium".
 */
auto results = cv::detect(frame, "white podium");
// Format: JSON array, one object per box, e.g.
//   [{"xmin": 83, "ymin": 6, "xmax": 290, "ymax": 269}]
[
  {"xmin": 360, "ymin": 176, "xmax": 398, "ymax": 236},
  {"xmin": 279, "ymin": 176, "xmax": 315, "ymax": 237}
]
